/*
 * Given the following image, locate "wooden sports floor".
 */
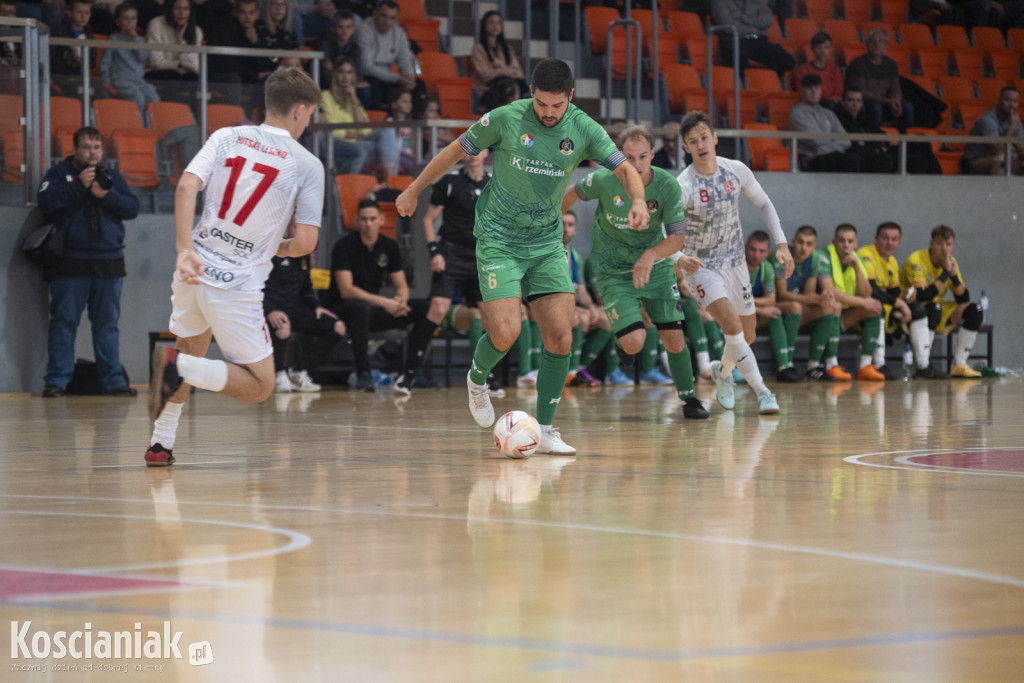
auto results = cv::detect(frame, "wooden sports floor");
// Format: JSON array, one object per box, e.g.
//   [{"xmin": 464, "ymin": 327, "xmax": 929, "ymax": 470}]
[{"xmin": 2, "ymin": 377, "xmax": 1023, "ymax": 681}]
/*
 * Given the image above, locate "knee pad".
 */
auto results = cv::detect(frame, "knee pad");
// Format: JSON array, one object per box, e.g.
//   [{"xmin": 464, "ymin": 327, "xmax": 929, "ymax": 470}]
[
  {"xmin": 908, "ymin": 302, "xmax": 927, "ymax": 321},
  {"xmin": 961, "ymin": 303, "xmax": 983, "ymax": 331},
  {"xmin": 925, "ymin": 302, "xmax": 942, "ymax": 330}
]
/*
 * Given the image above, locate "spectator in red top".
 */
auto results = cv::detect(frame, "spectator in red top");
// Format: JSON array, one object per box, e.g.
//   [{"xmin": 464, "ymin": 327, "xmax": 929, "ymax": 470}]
[{"xmin": 793, "ymin": 31, "xmax": 843, "ymax": 110}]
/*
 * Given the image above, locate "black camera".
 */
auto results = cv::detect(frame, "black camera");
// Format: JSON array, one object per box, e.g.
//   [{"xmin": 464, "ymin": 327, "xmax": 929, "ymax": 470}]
[{"xmin": 93, "ymin": 165, "xmax": 113, "ymax": 191}]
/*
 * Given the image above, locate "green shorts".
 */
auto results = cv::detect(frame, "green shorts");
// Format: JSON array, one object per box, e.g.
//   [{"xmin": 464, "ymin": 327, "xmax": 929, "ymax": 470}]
[
  {"xmin": 476, "ymin": 239, "xmax": 574, "ymax": 303},
  {"xmin": 596, "ymin": 260, "xmax": 683, "ymax": 335}
]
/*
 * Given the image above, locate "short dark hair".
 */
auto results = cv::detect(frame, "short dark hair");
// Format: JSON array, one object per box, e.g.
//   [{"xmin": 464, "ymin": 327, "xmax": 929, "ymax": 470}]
[
  {"xmin": 680, "ymin": 110, "xmax": 714, "ymax": 139},
  {"xmin": 835, "ymin": 223, "xmax": 857, "ymax": 237},
  {"xmin": 876, "ymin": 221, "xmax": 901, "ymax": 236},
  {"xmin": 999, "ymin": 85, "xmax": 1020, "ymax": 99},
  {"xmin": 358, "ymin": 198, "xmax": 380, "ymax": 212},
  {"xmin": 748, "ymin": 230, "xmax": 771, "ymax": 244},
  {"xmin": 810, "ymin": 31, "xmax": 831, "ymax": 48},
  {"xmin": 795, "ymin": 225, "xmax": 817, "ymax": 239},
  {"xmin": 931, "ymin": 225, "xmax": 955, "ymax": 241},
  {"xmin": 114, "ymin": 1, "xmax": 136, "ymax": 18},
  {"xmin": 377, "ymin": 0, "xmax": 398, "ymax": 12},
  {"xmin": 843, "ymin": 86, "xmax": 862, "ymax": 98},
  {"xmin": 264, "ymin": 66, "xmax": 321, "ymax": 117},
  {"xmin": 800, "ymin": 73, "xmax": 822, "ymax": 88},
  {"xmin": 73, "ymin": 126, "xmax": 102, "ymax": 148},
  {"xmin": 563, "ymin": 209, "xmax": 577, "ymax": 219},
  {"xmin": 531, "ymin": 58, "xmax": 574, "ymax": 96},
  {"xmin": 332, "ymin": 9, "xmax": 354, "ymax": 25}
]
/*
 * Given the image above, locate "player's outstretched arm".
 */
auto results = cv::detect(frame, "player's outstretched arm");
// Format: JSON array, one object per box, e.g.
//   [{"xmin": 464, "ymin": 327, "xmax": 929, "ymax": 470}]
[
  {"xmin": 277, "ymin": 223, "xmax": 319, "ymax": 258},
  {"xmin": 612, "ymin": 162, "xmax": 649, "ymax": 230},
  {"xmin": 174, "ymin": 172, "xmax": 204, "ymax": 284},
  {"xmin": 396, "ymin": 140, "xmax": 468, "ymax": 217}
]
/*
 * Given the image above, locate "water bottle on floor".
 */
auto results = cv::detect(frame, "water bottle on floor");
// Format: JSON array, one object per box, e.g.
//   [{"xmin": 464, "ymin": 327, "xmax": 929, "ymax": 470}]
[
  {"xmin": 979, "ymin": 290, "xmax": 989, "ymax": 325},
  {"xmin": 902, "ymin": 343, "xmax": 914, "ymax": 381}
]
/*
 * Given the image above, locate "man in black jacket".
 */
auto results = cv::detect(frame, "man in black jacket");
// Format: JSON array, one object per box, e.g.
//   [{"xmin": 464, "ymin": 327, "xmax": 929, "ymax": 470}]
[
  {"xmin": 37, "ymin": 126, "xmax": 139, "ymax": 397},
  {"xmin": 833, "ymin": 87, "xmax": 896, "ymax": 173}
]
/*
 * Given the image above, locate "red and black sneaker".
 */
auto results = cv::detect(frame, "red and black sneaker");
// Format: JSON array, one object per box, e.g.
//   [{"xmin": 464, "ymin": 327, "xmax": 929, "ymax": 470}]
[
  {"xmin": 145, "ymin": 443, "xmax": 175, "ymax": 467},
  {"xmin": 149, "ymin": 346, "xmax": 182, "ymax": 422}
]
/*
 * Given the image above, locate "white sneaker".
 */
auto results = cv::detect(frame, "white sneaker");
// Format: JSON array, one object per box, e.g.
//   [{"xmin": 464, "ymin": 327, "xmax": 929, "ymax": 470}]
[
  {"xmin": 711, "ymin": 360, "xmax": 735, "ymax": 410},
  {"xmin": 275, "ymin": 370, "xmax": 293, "ymax": 393},
  {"xmin": 467, "ymin": 371, "xmax": 495, "ymax": 427},
  {"xmin": 516, "ymin": 369, "xmax": 539, "ymax": 388},
  {"xmin": 289, "ymin": 369, "xmax": 321, "ymax": 393},
  {"xmin": 537, "ymin": 425, "xmax": 576, "ymax": 455}
]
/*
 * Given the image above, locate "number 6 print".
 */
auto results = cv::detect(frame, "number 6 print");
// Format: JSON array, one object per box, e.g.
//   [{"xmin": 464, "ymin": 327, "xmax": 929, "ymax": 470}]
[{"xmin": 218, "ymin": 156, "xmax": 279, "ymax": 227}]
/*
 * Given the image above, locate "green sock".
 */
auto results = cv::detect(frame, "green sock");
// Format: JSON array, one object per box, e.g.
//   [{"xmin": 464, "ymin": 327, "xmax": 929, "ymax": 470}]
[
  {"xmin": 768, "ymin": 316, "xmax": 788, "ymax": 369},
  {"xmin": 468, "ymin": 317, "xmax": 484, "ymax": 352},
  {"xmin": 570, "ymin": 324, "xmax": 583, "ymax": 370},
  {"xmin": 469, "ymin": 332, "xmax": 508, "ymax": 385},
  {"xmin": 580, "ymin": 328, "xmax": 613, "ymax": 368},
  {"xmin": 606, "ymin": 338, "xmax": 621, "ymax": 372},
  {"xmin": 861, "ymin": 315, "xmax": 881, "ymax": 356},
  {"xmin": 681, "ymin": 298, "xmax": 708, "ymax": 353},
  {"xmin": 529, "ymin": 321, "xmax": 542, "ymax": 372},
  {"xmin": 536, "ymin": 349, "xmax": 570, "ymax": 425},
  {"xmin": 704, "ymin": 321, "xmax": 724, "ymax": 361},
  {"xmin": 640, "ymin": 329, "xmax": 658, "ymax": 373},
  {"xmin": 809, "ymin": 314, "xmax": 832, "ymax": 363},
  {"xmin": 784, "ymin": 313, "xmax": 801, "ymax": 366},
  {"xmin": 826, "ymin": 315, "xmax": 841, "ymax": 360},
  {"xmin": 668, "ymin": 349, "xmax": 695, "ymax": 400},
  {"xmin": 516, "ymin": 320, "xmax": 531, "ymax": 376}
]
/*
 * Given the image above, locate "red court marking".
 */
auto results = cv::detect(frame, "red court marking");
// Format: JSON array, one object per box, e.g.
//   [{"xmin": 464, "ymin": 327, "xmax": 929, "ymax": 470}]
[
  {"xmin": 907, "ymin": 450, "xmax": 1024, "ymax": 472},
  {"xmin": 0, "ymin": 569, "xmax": 181, "ymax": 599}
]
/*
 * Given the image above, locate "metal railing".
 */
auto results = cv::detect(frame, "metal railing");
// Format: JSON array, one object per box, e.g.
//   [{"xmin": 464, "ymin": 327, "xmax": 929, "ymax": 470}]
[{"xmin": 605, "ymin": 19, "xmax": 642, "ymax": 125}]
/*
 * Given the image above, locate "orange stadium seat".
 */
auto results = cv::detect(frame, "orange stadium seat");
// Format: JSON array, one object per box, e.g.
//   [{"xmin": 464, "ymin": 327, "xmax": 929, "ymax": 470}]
[
  {"xmin": 207, "ymin": 104, "xmax": 246, "ymax": 132},
  {"xmin": 989, "ymin": 52, "xmax": 1022, "ymax": 82},
  {"xmin": 416, "ymin": 51, "xmax": 459, "ymax": 94},
  {"xmin": 802, "ymin": 0, "xmax": 835, "ymax": 24},
  {"xmin": 585, "ymin": 6, "xmax": 620, "ymax": 55},
  {"xmin": 667, "ymin": 11, "xmax": 704, "ymax": 40},
  {"xmin": 393, "ymin": 0, "xmax": 426, "ymax": 24},
  {"xmin": 952, "ymin": 49, "xmax": 984, "ymax": 81},
  {"xmin": 935, "ymin": 25, "xmax": 970, "ymax": 50},
  {"xmin": 113, "ymin": 131, "xmax": 161, "ymax": 187},
  {"xmin": 403, "ymin": 18, "xmax": 440, "ymax": 53},
  {"xmin": 841, "ymin": 0, "xmax": 872, "ymax": 26},
  {"xmin": 939, "ymin": 76, "xmax": 977, "ymax": 105},
  {"xmin": 335, "ymin": 174, "xmax": 379, "ymax": 229},
  {"xmin": 878, "ymin": 0, "xmax": 909, "ymax": 26},
  {"xmin": 898, "ymin": 23, "xmax": 934, "ymax": 50},
  {"xmin": 664, "ymin": 63, "xmax": 704, "ymax": 113},
  {"xmin": 744, "ymin": 122, "xmax": 790, "ymax": 171},
  {"xmin": 825, "ymin": 19, "xmax": 861, "ymax": 50}
]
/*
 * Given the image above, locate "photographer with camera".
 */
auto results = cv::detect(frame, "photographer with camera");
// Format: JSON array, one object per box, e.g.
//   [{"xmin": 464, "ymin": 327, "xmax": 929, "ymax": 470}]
[{"xmin": 37, "ymin": 126, "xmax": 140, "ymax": 398}]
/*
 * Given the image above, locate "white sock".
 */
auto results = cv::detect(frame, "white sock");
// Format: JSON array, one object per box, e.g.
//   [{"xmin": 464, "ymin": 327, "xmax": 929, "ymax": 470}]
[
  {"xmin": 909, "ymin": 318, "xmax": 931, "ymax": 369},
  {"xmin": 696, "ymin": 351, "xmax": 711, "ymax": 374},
  {"xmin": 150, "ymin": 401, "xmax": 183, "ymax": 449},
  {"xmin": 825, "ymin": 357, "xmax": 838, "ymax": 370},
  {"xmin": 860, "ymin": 354, "xmax": 873, "ymax": 370},
  {"xmin": 807, "ymin": 360, "xmax": 820, "ymax": 370},
  {"xmin": 873, "ymin": 324, "xmax": 886, "ymax": 367},
  {"xmin": 176, "ymin": 353, "xmax": 228, "ymax": 392},
  {"xmin": 954, "ymin": 328, "xmax": 977, "ymax": 365},
  {"xmin": 723, "ymin": 332, "xmax": 767, "ymax": 395}
]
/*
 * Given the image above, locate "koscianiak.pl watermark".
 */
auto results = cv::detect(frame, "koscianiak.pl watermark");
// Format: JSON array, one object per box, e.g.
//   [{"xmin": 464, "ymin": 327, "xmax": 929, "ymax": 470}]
[{"xmin": 10, "ymin": 621, "xmax": 214, "ymax": 673}]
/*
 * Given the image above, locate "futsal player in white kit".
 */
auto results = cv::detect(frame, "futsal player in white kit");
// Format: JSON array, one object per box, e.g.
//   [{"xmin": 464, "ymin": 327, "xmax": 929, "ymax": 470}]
[
  {"xmin": 145, "ymin": 68, "xmax": 326, "ymax": 466},
  {"xmin": 674, "ymin": 111, "xmax": 794, "ymax": 415}
]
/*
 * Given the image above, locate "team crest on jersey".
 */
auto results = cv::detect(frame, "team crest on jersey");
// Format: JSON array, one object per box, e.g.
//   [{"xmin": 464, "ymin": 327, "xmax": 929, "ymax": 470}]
[
  {"xmin": 585, "ymin": 174, "xmax": 593, "ymax": 187},
  {"xmin": 646, "ymin": 199, "xmax": 659, "ymax": 212},
  {"xmin": 723, "ymin": 180, "xmax": 734, "ymax": 194},
  {"xmin": 520, "ymin": 133, "xmax": 534, "ymax": 147},
  {"xmin": 613, "ymin": 195, "xmax": 625, "ymax": 207},
  {"xmin": 481, "ymin": 113, "xmax": 490, "ymax": 127},
  {"xmin": 559, "ymin": 138, "xmax": 574, "ymax": 155},
  {"xmin": 377, "ymin": 253, "xmax": 388, "ymax": 268}
]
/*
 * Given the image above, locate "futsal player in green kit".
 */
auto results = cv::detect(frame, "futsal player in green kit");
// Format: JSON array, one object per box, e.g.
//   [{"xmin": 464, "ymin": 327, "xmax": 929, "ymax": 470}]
[
  {"xmin": 396, "ymin": 58, "xmax": 648, "ymax": 454},
  {"xmin": 563, "ymin": 125, "xmax": 709, "ymax": 420}
]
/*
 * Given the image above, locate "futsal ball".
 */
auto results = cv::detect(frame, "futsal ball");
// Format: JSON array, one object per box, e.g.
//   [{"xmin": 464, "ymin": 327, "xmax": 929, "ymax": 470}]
[{"xmin": 493, "ymin": 410, "xmax": 541, "ymax": 459}]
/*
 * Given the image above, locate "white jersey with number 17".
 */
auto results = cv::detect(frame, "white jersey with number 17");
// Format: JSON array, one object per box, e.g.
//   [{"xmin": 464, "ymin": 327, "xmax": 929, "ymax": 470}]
[{"xmin": 185, "ymin": 123, "xmax": 324, "ymax": 292}]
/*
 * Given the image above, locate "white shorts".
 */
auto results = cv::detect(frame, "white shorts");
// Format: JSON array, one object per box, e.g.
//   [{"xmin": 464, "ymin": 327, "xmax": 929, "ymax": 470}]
[
  {"xmin": 168, "ymin": 280, "xmax": 272, "ymax": 365},
  {"xmin": 685, "ymin": 265, "xmax": 755, "ymax": 317}
]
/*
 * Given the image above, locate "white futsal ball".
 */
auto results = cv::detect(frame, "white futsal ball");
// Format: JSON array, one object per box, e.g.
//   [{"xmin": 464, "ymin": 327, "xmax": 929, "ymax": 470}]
[{"xmin": 493, "ymin": 411, "xmax": 541, "ymax": 459}]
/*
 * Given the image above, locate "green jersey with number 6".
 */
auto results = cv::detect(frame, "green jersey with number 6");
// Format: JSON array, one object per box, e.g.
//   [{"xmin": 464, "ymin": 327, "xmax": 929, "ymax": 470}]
[
  {"xmin": 459, "ymin": 98, "xmax": 624, "ymax": 249},
  {"xmin": 574, "ymin": 166, "xmax": 687, "ymax": 278}
]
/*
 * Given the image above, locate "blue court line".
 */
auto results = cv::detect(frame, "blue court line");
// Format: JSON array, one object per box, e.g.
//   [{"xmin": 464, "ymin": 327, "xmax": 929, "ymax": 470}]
[{"xmin": 1, "ymin": 597, "xmax": 1021, "ymax": 663}]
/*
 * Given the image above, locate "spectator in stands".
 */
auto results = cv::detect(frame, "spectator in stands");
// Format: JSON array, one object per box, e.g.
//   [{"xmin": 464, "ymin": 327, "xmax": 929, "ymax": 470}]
[
  {"xmin": 479, "ymin": 75, "xmax": 521, "ymax": 113},
  {"xmin": 13, "ymin": 0, "xmax": 61, "ymax": 31},
  {"xmin": 747, "ymin": 231, "xmax": 803, "ymax": 382},
  {"xmin": 652, "ymin": 121, "xmax": 681, "ymax": 170},
  {"xmin": 38, "ymin": 126, "xmax": 139, "ymax": 398},
  {"xmin": 326, "ymin": 199, "xmax": 439, "ymax": 391},
  {"xmin": 793, "ymin": 32, "xmax": 843, "ymax": 110},
  {"xmin": 385, "ymin": 86, "xmax": 415, "ymax": 173},
  {"xmin": 193, "ymin": 0, "xmax": 234, "ymax": 38},
  {"xmin": 845, "ymin": 29, "xmax": 914, "ymax": 132},
  {"xmin": 823, "ymin": 224, "xmax": 886, "ymax": 381},
  {"xmin": 265, "ymin": 253, "xmax": 346, "ymax": 393},
  {"xmin": 963, "ymin": 85, "xmax": 1023, "ymax": 175},
  {"xmin": 1, "ymin": 0, "xmax": 23, "ymax": 91},
  {"xmin": 320, "ymin": 9, "xmax": 367, "ymax": 104},
  {"xmin": 833, "ymin": 86, "xmax": 897, "ymax": 173},
  {"xmin": 899, "ymin": 225, "xmax": 983, "ymax": 378},
  {"xmin": 259, "ymin": 0, "xmax": 298, "ymax": 52},
  {"xmin": 356, "ymin": 0, "xmax": 418, "ymax": 110},
  {"xmin": 320, "ymin": 57, "xmax": 398, "ymax": 176},
  {"xmin": 207, "ymin": 0, "xmax": 275, "ymax": 107},
  {"xmin": 100, "ymin": 3, "xmax": 161, "ymax": 117},
  {"xmin": 51, "ymin": 0, "xmax": 96, "ymax": 97},
  {"xmin": 711, "ymin": 0, "xmax": 796, "ymax": 77},
  {"xmin": 416, "ymin": 96, "xmax": 453, "ymax": 158},
  {"xmin": 789, "ymin": 73, "xmax": 861, "ymax": 172},
  {"xmin": 857, "ymin": 220, "xmax": 911, "ymax": 380},
  {"xmin": 909, "ymin": 0, "xmax": 991, "ymax": 29},
  {"xmin": 772, "ymin": 225, "xmax": 843, "ymax": 381},
  {"xmin": 469, "ymin": 10, "xmax": 527, "ymax": 106},
  {"xmin": 145, "ymin": 0, "xmax": 204, "ymax": 100}
]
